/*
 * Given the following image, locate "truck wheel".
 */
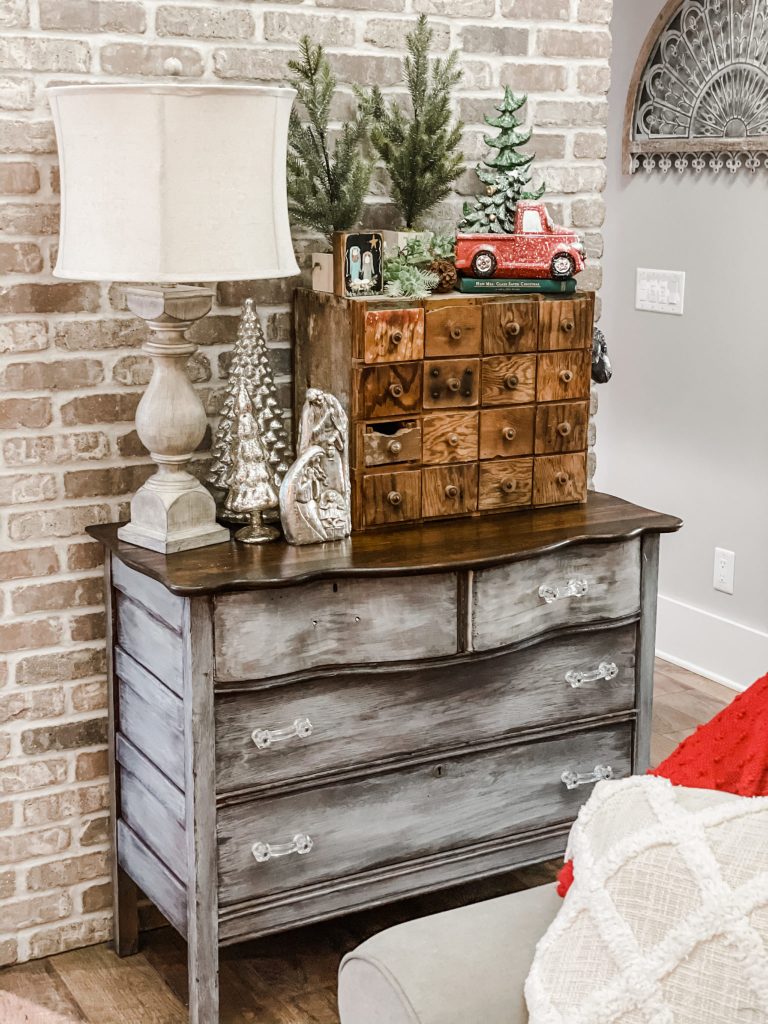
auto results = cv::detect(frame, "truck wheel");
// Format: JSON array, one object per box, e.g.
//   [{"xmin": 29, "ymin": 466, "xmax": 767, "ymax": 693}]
[
  {"xmin": 551, "ymin": 253, "xmax": 575, "ymax": 279},
  {"xmin": 471, "ymin": 251, "xmax": 497, "ymax": 278}
]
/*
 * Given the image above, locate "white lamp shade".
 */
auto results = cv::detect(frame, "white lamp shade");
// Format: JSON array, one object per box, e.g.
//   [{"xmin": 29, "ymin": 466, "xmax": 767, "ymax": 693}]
[{"xmin": 48, "ymin": 83, "xmax": 300, "ymax": 282}]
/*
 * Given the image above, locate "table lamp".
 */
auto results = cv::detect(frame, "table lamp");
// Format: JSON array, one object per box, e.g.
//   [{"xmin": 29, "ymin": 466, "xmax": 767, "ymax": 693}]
[{"xmin": 48, "ymin": 82, "xmax": 299, "ymax": 553}]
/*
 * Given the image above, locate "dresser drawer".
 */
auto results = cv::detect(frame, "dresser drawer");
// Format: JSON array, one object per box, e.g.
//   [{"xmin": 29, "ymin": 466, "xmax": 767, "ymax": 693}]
[
  {"xmin": 536, "ymin": 351, "xmax": 591, "ymax": 403},
  {"xmin": 214, "ymin": 623, "xmax": 637, "ymax": 795},
  {"xmin": 422, "ymin": 411, "xmax": 478, "ymax": 465},
  {"xmin": 538, "ymin": 296, "xmax": 593, "ymax": 351},
  {"xmin": 534, "ymin": 453, "xmax": 587, "ymax": 506},
  {"xmin": 422, "ymin": 463, "xmax": 478, "ymax": 518},
  {"xmin": 481, "ymin": 354, "xmax": 536, "ymax": 406},
  {"xmin": 363, "ymin": 308, "xmax": 424, "ymax": 364},
  {"xmin": 214, "ymin": 573, "xmax": 457, "ymax": 682},
  {"xmin": 356, "ymin": 362, "xmax": 422, "ymax": 419},
  {"xmin": 535, "ymin": 401, "xmax": 589, "ymax": 455},
  {"xmin": 479, "ymin": 407, "xmax": 535, "ymax": 460},
  {"xmin": 423, "ymin": 359, "xmax": 480, "ymax": 409},
  {"xmin": 483, "ymin": 300, "xmax": 538, "ymax": 354},
  {"xmin": 471, "ymin": 540, "xmax": 641, "ymax": 651},
  {"xmin": 360, "ymin": 421, "xmax": 421, "ymax": 468},
  {"xmin": 425, "ymin": 303, "xmax": 482, "ymax": 357},
  {"xmin": 361, "ymin": 468, "xmax": 422, "ymax": 527},
  {"xmin": 478, "ymin": 458, "xmax": 533, "ymax": 510},
  {"xmin": 216, "ymin": 721, "xmax": 633, "ymax": 906}
]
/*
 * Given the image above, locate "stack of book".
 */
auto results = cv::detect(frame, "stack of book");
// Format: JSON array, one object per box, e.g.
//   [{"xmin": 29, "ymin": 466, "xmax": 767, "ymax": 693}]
[{"xmin": 458, "ymin": 277, "xmax": 577, "ymax": 295}]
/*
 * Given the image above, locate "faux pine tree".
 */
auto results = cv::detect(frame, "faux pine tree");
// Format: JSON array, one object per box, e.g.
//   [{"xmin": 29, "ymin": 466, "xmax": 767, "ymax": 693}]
[
  {"xmin": 360, "ymin": 15, "xmax": 463, "ymax": 229},
  {"xmin": 287, "ymin": 37, "xmax": 371, "ymax": 239},
  {"xmin": 209, "ymin": 300, "xmax": 291, "ymax": 517},
  {"xmin": 459, "ymin": 87, "xmax": 545, "ymax": 235}
]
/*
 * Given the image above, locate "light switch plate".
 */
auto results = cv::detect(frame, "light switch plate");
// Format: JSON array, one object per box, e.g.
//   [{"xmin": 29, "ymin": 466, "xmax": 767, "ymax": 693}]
[{"xmin": 636, "ymin": 268, "xmax": 685, "ymax": 315}]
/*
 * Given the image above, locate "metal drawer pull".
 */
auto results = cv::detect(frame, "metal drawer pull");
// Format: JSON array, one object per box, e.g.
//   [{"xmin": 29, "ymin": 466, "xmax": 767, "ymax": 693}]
[
  {"xmin": 538, "ymin": 578, "xmax": 589, "ymax": 604},
  {"xmin": 565, "ymin": 662, "xmax": 618, "ymax": 689},
  {"xmin": 561, "ymin": 764, "xmax": 614, "ymax": 791},
  {"xmin": 252, "ymin": 717, "xmax": 313, "ymax": 750},
  {"xmin": 252, "ymin": 833, "xmax": 313, "ymax": 864}
]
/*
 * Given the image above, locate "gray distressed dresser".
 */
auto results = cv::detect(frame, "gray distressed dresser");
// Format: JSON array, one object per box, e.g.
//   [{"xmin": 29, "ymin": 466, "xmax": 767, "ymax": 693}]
[{"xmin": 89, "ymin": 492, "xmax": 681, "ymax": 1024}]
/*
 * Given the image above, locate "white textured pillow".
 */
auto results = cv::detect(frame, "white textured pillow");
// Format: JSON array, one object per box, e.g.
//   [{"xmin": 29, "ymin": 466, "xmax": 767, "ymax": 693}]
[{"xmin": 525, "ymin": 776, "xmax": 768, "ymax": 1024}]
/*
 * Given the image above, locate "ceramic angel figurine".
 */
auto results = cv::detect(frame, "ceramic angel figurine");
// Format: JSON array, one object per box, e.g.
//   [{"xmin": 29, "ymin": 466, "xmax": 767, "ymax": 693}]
[{"xmin": 279, "ymin": 389, "xmax": 351, "ymax": 545}]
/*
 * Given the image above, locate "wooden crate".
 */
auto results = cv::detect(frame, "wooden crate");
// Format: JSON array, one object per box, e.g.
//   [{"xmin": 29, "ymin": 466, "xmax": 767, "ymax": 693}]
[{"xmin": 294, "ymin": 289, "xmax": 595, "ymax": 532}]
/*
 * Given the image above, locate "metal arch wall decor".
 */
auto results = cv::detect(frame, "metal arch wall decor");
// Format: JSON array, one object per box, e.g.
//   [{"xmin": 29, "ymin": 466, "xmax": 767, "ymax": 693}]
[{"xmin": 624, "ymin": 0, "xmax": 768, "ymax": 174}]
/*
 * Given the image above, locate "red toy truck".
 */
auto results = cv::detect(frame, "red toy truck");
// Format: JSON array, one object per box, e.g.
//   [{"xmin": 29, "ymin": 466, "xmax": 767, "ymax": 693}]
[{"xmin": 454, "ymin": 201, "xmax": 585, "ymax": 280}]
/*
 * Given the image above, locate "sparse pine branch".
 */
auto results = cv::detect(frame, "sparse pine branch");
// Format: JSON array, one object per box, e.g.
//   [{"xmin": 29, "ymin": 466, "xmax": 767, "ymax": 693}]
[
  {"xmin": 287, "ymin": 37, "xmax": 372, "ymax": 240},
  {"xmin": 359, "ymin": 15, "xmax": 464, "ymax": 229}
]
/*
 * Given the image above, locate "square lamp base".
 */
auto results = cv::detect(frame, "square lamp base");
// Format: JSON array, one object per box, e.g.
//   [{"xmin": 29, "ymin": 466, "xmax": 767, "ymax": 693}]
[{"xmin": 118, "ymin": 477, "xmax": 231, "ymax": 554}]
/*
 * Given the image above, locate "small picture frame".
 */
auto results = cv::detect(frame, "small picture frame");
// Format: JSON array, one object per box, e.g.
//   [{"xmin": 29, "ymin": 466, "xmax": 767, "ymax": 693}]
[{"xmin": 333, "ymin": 231, "xmax": 384, "ymax": 298}]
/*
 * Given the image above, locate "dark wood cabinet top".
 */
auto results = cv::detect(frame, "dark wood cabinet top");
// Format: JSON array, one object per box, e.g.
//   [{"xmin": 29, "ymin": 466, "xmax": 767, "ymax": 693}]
[{"xmin": 88, "ymin": 492, "xmax": 681, "ymax": 596}]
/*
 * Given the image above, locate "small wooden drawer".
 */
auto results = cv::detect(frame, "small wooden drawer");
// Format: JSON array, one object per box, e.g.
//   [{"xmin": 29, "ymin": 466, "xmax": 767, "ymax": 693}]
[
  {"xmin": 471, "ymin": 539, "xmax": 641, "ymax": 650},
  {"xmin": 535, "ymin": 401, "xmax": 589, "ymax": 455},
  {"xmin": 538, "ymin": 297, "xmax": 593, "ymax": 351},
  {"xmin": 360, "ymin": 421, "xmax": 421, "ymax": 468},
  {"xmin": 356, "ymin": 362, "xmax": 423, "ymax": 420},
  {"xmin": 478, "ymin": 457, "xmax": 533, "ymax": 510},
  {"xmin": 423, "ymin": 359, "xmax": 480, "ymax": 409},
  {"xmin": 481, "ymin": 354, "xmax": 536, "ymax": 406},
  {"xmin": 480, "ymin": 407, "xmax": 535, "ymax": 460},
  {"xmin": 363, "ymin": 308, "xmax": 424, "ymax": 364},
  {"xmin": 536, "ymin": 351, "xmax": 591, "ymax": 403},
  {"xmin": 483, "ymin": 300, "xmax": 538, "ymax": 355},
  {"xmin": 214, "ymin": 572, "xmax": 458, "ymax": 682},
  {"xmin": 214, "ymin": 624, "xmax": 637, "ymax": 795},
  {"xmin": 216, "ymin": 722, "xmax": 633, "ymax": 906},
  {"xmin": 425, "ymin": 303, "xmax": 482, "ymax": 358},
  {"xmin": 361, "ymin": 468, "xmax": 422, "ymax": 528},
  {"xmin": 422, "ymin": 463, "xmax": 478, "ymax": 518},
  {"xmin": 422, "ymin": 411, "xmax": 478, "ymax": 465},
  {"xmin": 534, "ymin": 454, "xmax": 587, "ymax": 507}
]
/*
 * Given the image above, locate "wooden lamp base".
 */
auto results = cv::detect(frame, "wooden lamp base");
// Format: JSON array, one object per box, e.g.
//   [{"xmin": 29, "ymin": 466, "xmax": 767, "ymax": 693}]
[{"xmin": 117, "ymin": 286, "xmax": 230, "ymax": 554}]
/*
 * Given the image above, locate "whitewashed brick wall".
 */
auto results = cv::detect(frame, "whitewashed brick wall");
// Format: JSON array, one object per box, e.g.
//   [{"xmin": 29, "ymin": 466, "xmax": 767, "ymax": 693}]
[{"xmin": 0, "ymin": 0, "xmax": 611, "ymax": 965}]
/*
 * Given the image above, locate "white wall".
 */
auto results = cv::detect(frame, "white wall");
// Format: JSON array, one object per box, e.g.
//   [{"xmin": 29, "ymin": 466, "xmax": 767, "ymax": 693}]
[{"xmin": 598, "ymin": 0, "xmax": 768, "ymax": 690}]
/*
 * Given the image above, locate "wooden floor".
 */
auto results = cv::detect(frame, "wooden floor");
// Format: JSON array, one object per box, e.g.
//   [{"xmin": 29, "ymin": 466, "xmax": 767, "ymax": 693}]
[{"xmin": 0, "ymin": 659, "xmax": 733, "ymax": 1024}]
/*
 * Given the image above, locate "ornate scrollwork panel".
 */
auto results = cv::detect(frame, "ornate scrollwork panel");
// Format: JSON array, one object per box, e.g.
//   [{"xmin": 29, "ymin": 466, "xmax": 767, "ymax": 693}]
[{"xmin": 625, "ymin": 0, "xmax": 768, "ymax": 174}]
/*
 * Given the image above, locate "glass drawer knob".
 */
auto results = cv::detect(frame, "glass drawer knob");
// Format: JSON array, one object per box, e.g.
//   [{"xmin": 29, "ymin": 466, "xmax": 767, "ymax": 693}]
[
  {"xmin": 445, "ymin": 484, "xmax": 459, "ymax": 499},
  {"xmin": 388, "ymin": 491, "xmax": 402, "ymax": 506},
  {"xmin": 450, "ymin": 326, "xmax": 463, "ymax": 340},
  {"xmin": 503, "ymin": 426, "xmax": 517, "ymax": 442},
  {"xmin": 447, "ymin": 377, "xmax": 461, "ymax": 392},
  {"xmin": 388, "ymin": 440, "xmax": 403, "ymax": 455},
  {"xmin": 389, "ymin": 383, "xmax": 404, "ymax": 398},
  {"xmin": 448, "ymin": 433, "xmax": 460, "ymax": 447},
  {"xmin": 391, "ymin": 330, "xmax": 403, "ymax": 345},
  {"xmin": 505, "ymin": 320, "xmax": 521, "ymax": 337}
]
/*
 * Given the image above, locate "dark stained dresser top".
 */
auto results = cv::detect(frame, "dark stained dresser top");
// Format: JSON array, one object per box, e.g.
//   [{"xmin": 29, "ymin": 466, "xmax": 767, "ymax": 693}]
[{"xmin": 88, "ymin": 492, "xmax": 681, "ymax": 596}]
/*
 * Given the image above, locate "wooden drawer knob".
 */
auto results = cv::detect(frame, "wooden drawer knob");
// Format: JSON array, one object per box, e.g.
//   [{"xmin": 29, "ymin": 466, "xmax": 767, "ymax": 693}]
[
  {"xmin": 447, "ymin": 433, "xmax": 460, "ymax": 447},
  {"xmin": 556, "ymin": 472, "xmax": 569, "ymax": 486},
  {"xmin": 561, "ymin": 319, "xmax": 575, "ymax": 333},
  {"xmin": 559, "ymin": 369, "xmax": 574, "ymax": 384},
  {"xmin": 504, "ymin": 374, "xmax": 519, "ymax": 390},
  {"xmin": 391, "ymin": 330, "xmax": 403, "ymax": 346},
  {"xmin": 444, "ymin": 484, "xmax": 459, "ymax": 499},
  {"xmin": 449, "ymin": 326, "xmax": 463, "ymax": 341},
  {"xmin": 504, "ymin": 320, "xmax": 521, "ymax": 338},
  {"xmin": 501, "ymin": 480, "xmax": 517, "ymax": 494},
  {"xmin": 503, "ymin": 426, "xmax": 517, "ymax": 442},
  {"xmin": 389, "ymin": 383, "xmax": 404, "ymax": 399},
  {"xmin": 388, "ymin": 440, "xmax": 403, "ymax": 456},
  {"xmin": 387, "ymin": 491, "xmax": 402, "ymax": 506},
  {"xmin": 557, "ymin": 422, "xmax": 572, "ymax": 437},
  {"xmin": 447, "ymin": 377, "xmax": 461, "ymax": 393}
]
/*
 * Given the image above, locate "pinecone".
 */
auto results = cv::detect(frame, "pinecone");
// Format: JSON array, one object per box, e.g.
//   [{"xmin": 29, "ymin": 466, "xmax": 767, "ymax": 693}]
[{"xmin": 429, "ymin": 257, "xmax": 458, "ymax": 294}]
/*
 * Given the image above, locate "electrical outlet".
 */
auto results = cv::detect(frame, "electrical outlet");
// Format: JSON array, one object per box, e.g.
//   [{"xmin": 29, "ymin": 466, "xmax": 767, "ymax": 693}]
[
  {"xmin": 714, "ymin": 548, "xmax": 735, "ymax": 595},
  {"xmin": 636, "ymin": 268, "xmax": 685, "ymax": 315}
]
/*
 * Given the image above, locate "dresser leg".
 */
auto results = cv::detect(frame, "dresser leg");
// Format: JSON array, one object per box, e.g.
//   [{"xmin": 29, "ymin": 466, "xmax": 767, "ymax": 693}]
[
  {"xmin": 187, "ymin": 914, "xmax": 219, "ymax": 1024},
  {"xmin": 113, "ymin": 864, "xmax": 139, "ymax": 957}
]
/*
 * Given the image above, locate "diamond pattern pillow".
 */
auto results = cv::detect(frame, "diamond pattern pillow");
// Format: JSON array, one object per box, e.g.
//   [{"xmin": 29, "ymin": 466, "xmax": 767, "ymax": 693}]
[{"xmin": 525, "ymin": 776, "xmax": 768, "ymax": 1024}]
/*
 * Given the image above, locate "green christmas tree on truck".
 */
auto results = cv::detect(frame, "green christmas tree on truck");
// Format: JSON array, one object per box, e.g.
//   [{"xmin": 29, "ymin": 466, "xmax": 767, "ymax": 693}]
[{"xmin": 460, "ymin": 87, "xmax": 545, "ymax": 235}]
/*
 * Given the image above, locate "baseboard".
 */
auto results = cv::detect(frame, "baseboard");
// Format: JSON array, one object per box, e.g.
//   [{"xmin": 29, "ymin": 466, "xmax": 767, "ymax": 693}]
[{"xmin": 655, "ymin": 594, "xmax": 768, "ymax": 693}]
